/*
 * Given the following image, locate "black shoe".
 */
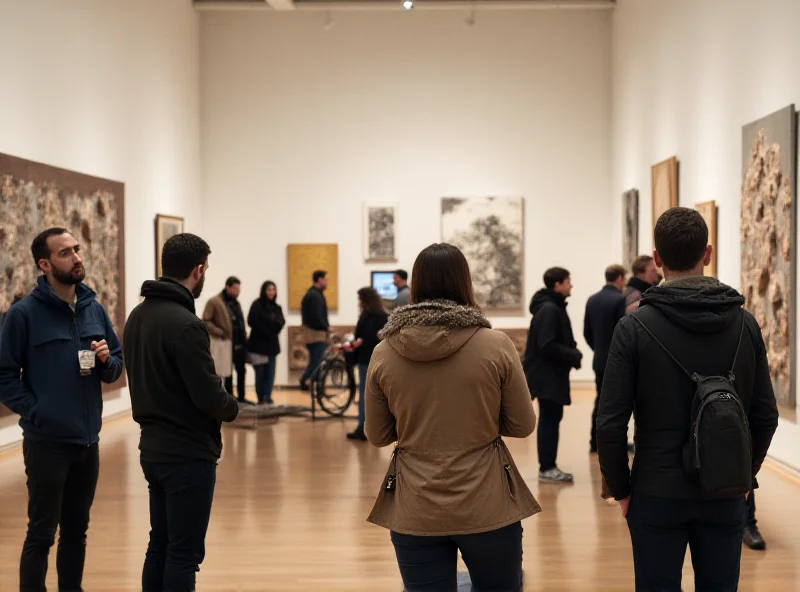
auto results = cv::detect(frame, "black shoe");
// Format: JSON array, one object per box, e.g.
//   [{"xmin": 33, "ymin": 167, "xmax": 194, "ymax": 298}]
[
  {"xmin": 299, "ymin": 380, "xmax": 310, "ymax": 392},
  {"xmin": 627, "ymin": 442, "xmax": 636, "ymax": 454},
  {"xmin": 743, "ymin": 526, "xmax": 766, "ymax": 550},
  {"xmin": 346, "ymin": 429, "xmax": 367, "ymax": 441},
  {"xmin": 238, "ymin": 398, "xmax": 255, "ymax": 406}
]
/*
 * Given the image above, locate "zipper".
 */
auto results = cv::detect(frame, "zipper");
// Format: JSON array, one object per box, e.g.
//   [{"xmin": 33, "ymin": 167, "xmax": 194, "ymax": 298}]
[{"xmin": 72, "ymin": 310, "xmax": 91, "ymax": 446}]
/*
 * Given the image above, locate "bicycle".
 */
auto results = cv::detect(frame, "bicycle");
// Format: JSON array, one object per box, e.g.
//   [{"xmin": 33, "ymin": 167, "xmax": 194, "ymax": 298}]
[{"xmin": 310, "ymin": 333, "xmax": 357, "ymax": 417}]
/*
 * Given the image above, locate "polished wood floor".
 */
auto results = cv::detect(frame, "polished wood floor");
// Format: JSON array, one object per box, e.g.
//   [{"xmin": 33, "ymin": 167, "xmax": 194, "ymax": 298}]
[{"xmin": 0, "ymin": 388, "xmax": 798, "ymax": 591}]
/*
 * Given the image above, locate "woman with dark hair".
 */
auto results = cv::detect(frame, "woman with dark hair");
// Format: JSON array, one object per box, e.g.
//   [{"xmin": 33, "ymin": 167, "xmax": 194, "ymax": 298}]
[
  {"xmin": 364, "ymin": 243, "xmax": 540, "ymax": 591},
  {"xmin": 346, "ymin": 287, "xmax": 389, "ymax": 441},
  {"xmin": 247, "ymin": 281, "xmax": 285, "ymax": 407}
]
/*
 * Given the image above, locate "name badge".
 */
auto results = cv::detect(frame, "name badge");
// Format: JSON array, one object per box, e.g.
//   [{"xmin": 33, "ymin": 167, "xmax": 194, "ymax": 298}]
[{"xmin": 78, "ymin": 350, "xmax": 96, "ymax": 376}]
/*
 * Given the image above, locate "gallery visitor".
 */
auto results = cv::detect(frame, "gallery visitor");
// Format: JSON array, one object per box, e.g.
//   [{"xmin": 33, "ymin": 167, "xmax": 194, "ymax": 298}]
[
  {"xmin": 365, "ymin": 243, "xmax": 539, "ymax": 592},
  {"xmin": 624, "ymin": 255, "xmax": 660, "ymax": 313},
  {"xmin": 393, "ymin": 269, "xmax": 410, "ymax": 308},
  {"xmin": 299, "ymin": 270, "xmax": 331, "ymax": 391},
  {"xmin": 597, "ymin": 207, "xmax": 779, "ymax": 591},
  {"xmin": 246, "ymin": 280, "xmax": 285, "ymax": 408},
  {"xmin": 0, "ymin": 228, "xmax": 123, "ymax": 591},
  {"xmin": 523, "ymin": 267, "xmax": 582, "ymax": 483},
  {"xmin": 123, "ymin": 233, "xmax": 239, "ymax": 592},
  {"xmin": 203, "ymin": 276, "xmax": 249, "ymax": 404},
  {"xmin": 344, "ymin": 286, "xmax": 388, "ymax": 441}
]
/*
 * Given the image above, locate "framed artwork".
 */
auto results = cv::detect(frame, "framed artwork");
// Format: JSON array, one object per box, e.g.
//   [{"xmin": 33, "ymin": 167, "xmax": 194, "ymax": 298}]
[
  {"xmin": 741, "ymin": 105, "xmax": 797, "ymax": 410},
  {"xmin": 287, "ymin": 325, "xmax": 355, "ymax": 371},
  {"xmin": 694, "ymin": 201, "xmax": 717, "ymax": 278},
  {"xmin": 623, "ymin": 189, "xmax": 639, "ymax": 272},
  {"xmin": 155, "ymin": 214, "xmax": 184, "ymax": 278},
  {"xmin": 495, "ymin": 328, "xmax": 528, "ymax": 360},
  {"xmin": 363, "ymin": 203, "xmax": 397, "ymax": 262},
  {"xmin": 287, "ymin": 243, "xmax": 338, "ymax": 311},
  {"xmin": 441, "ymin": 197, "xmax": 524, "ymax": 310},
  {"xmin": 651, "ymin": 156, "xmax": 679, "ymax": 240},
  {"xmin": 0, "ymin": 152, "xmax": 126, "ymax": 401}
]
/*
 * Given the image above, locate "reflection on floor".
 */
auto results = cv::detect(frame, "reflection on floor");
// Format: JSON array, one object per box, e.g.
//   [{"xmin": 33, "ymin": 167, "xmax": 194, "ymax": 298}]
[{"xmin": 0, "ymin": 387, "xmax": 798, "ymax": 591}]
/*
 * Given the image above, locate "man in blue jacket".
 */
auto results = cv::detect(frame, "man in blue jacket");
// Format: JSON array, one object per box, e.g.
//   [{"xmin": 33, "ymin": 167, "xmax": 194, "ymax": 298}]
[{"xmin": 0, "ymin": 227, "xmax": 123, "ymax": 592}]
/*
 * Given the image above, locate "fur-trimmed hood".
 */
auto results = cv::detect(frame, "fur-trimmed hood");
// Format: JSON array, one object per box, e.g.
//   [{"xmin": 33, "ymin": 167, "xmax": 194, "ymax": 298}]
[{"xmin": 379, "ymin": 300, "xmax": 491, "ymax": 362}]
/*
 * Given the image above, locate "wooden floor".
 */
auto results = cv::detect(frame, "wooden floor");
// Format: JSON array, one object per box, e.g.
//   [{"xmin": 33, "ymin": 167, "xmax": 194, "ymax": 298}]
[{"xmin": 0, "ymin": 388, "xmax": 799, "ymax": 591}]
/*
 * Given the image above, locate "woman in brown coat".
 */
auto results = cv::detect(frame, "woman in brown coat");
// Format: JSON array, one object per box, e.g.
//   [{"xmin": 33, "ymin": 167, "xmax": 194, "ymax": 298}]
[{"xmin": 365, "ymin": 243, "xmax": 541, "ymax": 592}]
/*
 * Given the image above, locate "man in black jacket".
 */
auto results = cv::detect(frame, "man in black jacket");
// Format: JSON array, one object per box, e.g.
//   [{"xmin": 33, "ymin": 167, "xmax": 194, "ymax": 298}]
[
  {"xmin": 597, "ymin": 208, "xmax": 779, "ymax": 591},
  {"xmin": 123, "ymin": 233, "xmax": 239, "ymax": 592},
  {"xmin": 524, "ymin": 267, "xmax": 582, "ymax": 483},
  {"xmin": 299, "ymin": 270, "xmax": 330, "ymax": 391},
  {"xmin": 584, "ymin": 264, "xmax": 626, "ymax": 453}
]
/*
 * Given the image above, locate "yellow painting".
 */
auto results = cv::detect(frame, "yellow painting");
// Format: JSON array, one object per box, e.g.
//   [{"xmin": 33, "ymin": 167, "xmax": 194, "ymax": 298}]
[
  {"xmin": 287, "ymin": 243, "xmax": 338, "ymax": 311},
  {"xmin": 695, "ymin": 200, "xmax": 717, "ymax": 278},
  {"xmin": 651, "ymin": 156, "xmax": 679, "ymax": 240}
]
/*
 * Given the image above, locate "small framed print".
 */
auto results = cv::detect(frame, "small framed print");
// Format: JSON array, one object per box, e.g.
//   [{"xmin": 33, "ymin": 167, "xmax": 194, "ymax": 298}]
[{"xmin": 155, "ymin": 214, "xmax": 184, "ymax": 278}]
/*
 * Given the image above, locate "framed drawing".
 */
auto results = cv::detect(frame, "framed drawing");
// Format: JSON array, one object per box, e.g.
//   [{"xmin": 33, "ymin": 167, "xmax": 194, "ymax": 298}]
[
  {"xmin": 623, "ymin": 189, "xmax": 639, "ymax": 272},
  {"xmin": 441, "ymin": 197, "xmax": 524, "ymax": 310},
  {"xmin": 287, "ymin": 243, "xmax": 338, "ymax": 311},
  {"xmin": 363, "ymin": 203, "xmax": 397, "ymax": 262},
  {"xmin": 694, "ymin": 201, "xmax": 717, "ymax": 278},
  {"xmin": 0, "ymin": 152, "xmax": 126, "ymax": 400},
  {"xmin": 651, "ymin": 156, "xmax": 679, "ymax": 240},
  {"xmin": 155, "ymin": 214, "xmax": 184, "ymax": 278},
  {"xmin": 741, "ymin": 105, "xmax": 797, "ymax": 410}
]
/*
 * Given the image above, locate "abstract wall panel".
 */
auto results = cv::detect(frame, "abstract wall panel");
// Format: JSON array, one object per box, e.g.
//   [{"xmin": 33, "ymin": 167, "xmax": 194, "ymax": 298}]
[
  {"xmin": 287, "ymin": 243, "xmax": 338, "ymax": 311},
  {"xmin": 364, "ymin": 203, "xmax": 397, "ymax": 262},
  {"xmin": 741, "ymin": 105, "xmax": 797, "ymax": 409},
  {"xmin": 651, "ymin": 156, "xmax": 679, "ymax": 240}
]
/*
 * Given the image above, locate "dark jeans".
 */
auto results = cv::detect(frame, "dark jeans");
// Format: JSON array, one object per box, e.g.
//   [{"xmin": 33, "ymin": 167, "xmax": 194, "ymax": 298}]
[
  {"xmin": 746, "ymin": 491, "xmax": 756, "ymax": 528},
  {"xmin": 626, "ymin": 492, "xmax": 747, "ymax": 592},
  {"xmin": 20, "ymin": 438, "xmax": 99, "ymax": 592},
  {"xmin": 357, "ymin": 363, "xmax": 368, "ymax": 431},
  {"xmin": 537, "ymin": 398, "xmax": 564, "ymax": 472},
  {"xmin": 141, "ymin": 459, "xmax": 217, "ymax": 592},
  {"xmin": 254, "ymin": 359, "xmax": 277, "ymax": 404},
  {"xmin": 300, "ymin": 342, "xmax": 327, "ymax": 385},
  {"xmin": 391, "ymin": 522, "xmax": 523, "ymax": 592},
  {"xmin": 225, "ymin": 350, "xmax": 247, "ymax": 400},
  {"xmin": 590, "ymin": 370, "xmax": 603, "ymax": 451}
]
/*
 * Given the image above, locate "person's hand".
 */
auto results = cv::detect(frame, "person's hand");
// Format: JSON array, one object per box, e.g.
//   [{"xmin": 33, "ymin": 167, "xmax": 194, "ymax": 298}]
[
  {"xmin": 91, "ymin": 340, "xmax": 110, "ymax": 364},
  {"xmin": 619, "ymin": 495, "xmax": 632, "ymax": 518}
]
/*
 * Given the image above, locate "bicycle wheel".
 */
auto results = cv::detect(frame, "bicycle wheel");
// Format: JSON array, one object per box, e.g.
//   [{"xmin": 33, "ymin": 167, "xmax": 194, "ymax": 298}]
[{"xmin": 314, "ymin": 357, "xmax": 355, "ymax": 416}]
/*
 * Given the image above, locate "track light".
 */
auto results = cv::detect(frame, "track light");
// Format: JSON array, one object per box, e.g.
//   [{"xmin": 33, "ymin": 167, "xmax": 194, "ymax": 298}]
[{"xmin": 402, "ymin": 0, "xmax": 413, "ymax": 10}]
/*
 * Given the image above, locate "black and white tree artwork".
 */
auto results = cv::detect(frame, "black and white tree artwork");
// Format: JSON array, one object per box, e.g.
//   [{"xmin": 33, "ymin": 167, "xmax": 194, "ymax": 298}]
[
  {"xmin": 441, "ymin": 197, "xmax": 524, "ymax": 309},
  {"xmin": 364, "ymin": 204, "xmax": 397, "ymax": 262}
]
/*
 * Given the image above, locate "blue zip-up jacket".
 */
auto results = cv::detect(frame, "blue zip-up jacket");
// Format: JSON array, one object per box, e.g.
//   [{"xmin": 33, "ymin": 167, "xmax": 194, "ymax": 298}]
[{"xmin": 0, "ymin": 276, "xmax": 123, "ymax": 445}]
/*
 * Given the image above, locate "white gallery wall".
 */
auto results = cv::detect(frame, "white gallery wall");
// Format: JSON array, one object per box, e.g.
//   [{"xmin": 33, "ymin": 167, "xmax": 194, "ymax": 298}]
[
  {"xmin": 611, "ymin": 0, "xmax": 800, "ymax": 469},
  {"xmin": 200, "ymin": 8, "xmax": 614, "ymax": 387},
  {"xmin": 0, "ymin": 0, "xmax": 202, "ymax": 447}
]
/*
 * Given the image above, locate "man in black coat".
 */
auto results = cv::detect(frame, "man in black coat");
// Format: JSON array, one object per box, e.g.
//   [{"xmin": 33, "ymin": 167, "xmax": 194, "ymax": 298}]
[
  {"xmin": 124, "ymin": 233, "xmax": 239, "ymax": 592},
  {"xmin": 299, "ymin": 270, "xmax": 330, "ymax": 390},
  {"xmin": 524, "ymin": 267, "xmax": 582, "ymax": 483},
  {"xmin": 597, "ymin": 208, "xmax": 778, "ymax": 591},
  {"xmin": 584, "ymin": 264, "xmax": 627, "ymax": 452}
]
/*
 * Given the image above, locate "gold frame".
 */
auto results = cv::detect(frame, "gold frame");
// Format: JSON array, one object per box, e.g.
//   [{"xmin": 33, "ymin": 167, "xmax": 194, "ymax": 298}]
[{"xmin": 155, "ymin": 214, "xmax": 184, "ymax": 279}]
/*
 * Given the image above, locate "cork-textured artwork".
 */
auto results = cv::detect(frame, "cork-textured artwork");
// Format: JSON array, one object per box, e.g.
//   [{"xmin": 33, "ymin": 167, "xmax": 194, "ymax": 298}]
[
  {"xmin": 623, "ymin": 189, "xmax": 639, "ymax": 273},
  {"xmin": 651, "ymin": 157, "xmax": 679, "ymax": 241},
  {"xmin": 0, "ymin": 152, "xmax": 126, "ymax": 400},
  {"xmin": 695, "ymin": 200, "xmax": 718, "ymax": 278},
  {"xmin": 287, "ymin": 325, "xmax": 355, "ymax": 371},
  {"xmin": 741, "ymin": 105, "xmax": 797, "ymax": 410},
  {"xmin": 287, "ymin": 244, "xmax": 338, "ymax": 311},
  {"xmin": 496, "ymin": 328, "xmax": 528, "ymax": 360}
]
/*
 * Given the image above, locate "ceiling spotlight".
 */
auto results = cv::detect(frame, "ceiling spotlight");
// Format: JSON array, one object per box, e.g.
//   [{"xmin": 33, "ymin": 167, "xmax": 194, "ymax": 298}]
[{"xmin": 402, "ymin": 0, "xmax": 413, "ymax": 10}]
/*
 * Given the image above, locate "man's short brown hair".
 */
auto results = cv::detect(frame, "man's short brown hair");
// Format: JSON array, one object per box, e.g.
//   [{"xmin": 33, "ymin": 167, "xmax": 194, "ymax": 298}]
[
  {"xmin": 631, "ymin": 255, "xmax": 654, "ymax": 276},
  {"xmin": 605, "ymin": 264, "xmax": 626, "ymax": 283}
]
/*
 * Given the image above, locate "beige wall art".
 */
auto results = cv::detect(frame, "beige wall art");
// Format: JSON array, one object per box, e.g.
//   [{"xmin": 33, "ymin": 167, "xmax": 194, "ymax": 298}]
[
  {"xmin": 694, "ymin": 201, "xmax": 717, "ymax": 278},
  {"xmin": 287, "ymin": 243, "xmax": 338, "ymax": 311},
  {"xmin": 651, "ymin": 156, "xmax": 679, "ymax": 241}
]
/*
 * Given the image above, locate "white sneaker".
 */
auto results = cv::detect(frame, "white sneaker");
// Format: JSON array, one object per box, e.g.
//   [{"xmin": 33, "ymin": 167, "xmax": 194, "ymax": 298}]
[{"xmin": 539, "ymin": 468, "xmax": 574, "ymax": 483}]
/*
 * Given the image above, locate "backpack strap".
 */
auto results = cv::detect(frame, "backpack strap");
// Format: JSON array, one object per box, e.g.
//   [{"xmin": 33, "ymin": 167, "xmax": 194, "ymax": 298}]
[
  {"xmin": 728, "ymin": 311, "xmax": 747, "ymax": 383},
  {"xmin": 631, "ymin": 314, "xmax": 697, "ymax": 382}
]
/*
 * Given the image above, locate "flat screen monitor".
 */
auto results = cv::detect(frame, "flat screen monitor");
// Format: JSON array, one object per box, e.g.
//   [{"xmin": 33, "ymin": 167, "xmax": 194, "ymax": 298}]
[{"xmin": 371, "ymin": 271, "xmax": 398, "ymax": 301}]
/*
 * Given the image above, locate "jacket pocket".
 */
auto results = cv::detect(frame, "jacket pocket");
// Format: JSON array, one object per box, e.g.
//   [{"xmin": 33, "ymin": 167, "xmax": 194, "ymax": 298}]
[{"xmin": 503, "ymin": 463, "xmax": 517, "ymax": 500}]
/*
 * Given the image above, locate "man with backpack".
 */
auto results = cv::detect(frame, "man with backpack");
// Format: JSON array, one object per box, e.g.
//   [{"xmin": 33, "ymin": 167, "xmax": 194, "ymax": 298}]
[{"xmin": 597, "ymin": 207, "xmax": 779, "ymax": 591}]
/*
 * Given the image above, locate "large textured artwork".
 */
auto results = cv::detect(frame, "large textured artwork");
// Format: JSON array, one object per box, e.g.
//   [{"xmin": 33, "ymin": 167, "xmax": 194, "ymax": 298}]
[
  {"xmin": 155, "ymin": 214, "xmax": 184, "ymax": 278},
  {"xmin": 287, "ymin": 243, "xmax": 338, "ymax": 311},
  {"xmin": 496, "ymin": 328, "xmax": 528, "ymax": 360},
  {"xmin": 695, "ymin": 200, "xmax": 718, "ymax": 278},
  {"xmin": 441, "ymin": 197, "xmax": 524, "ymax": 310},
  {"xmin": 623, "ymin": 189, "xmax": 639, "ymax": 272},
  {"xmin": 0, "ymin": 152, "xmax": 126, "ymax": 397},
  {"xmin": 741, "ymin": 105, "xmax": 797, "ymax": 410},
  {"xmin": 651, "ymin": 157, "xmax": 679, "ymax": 239},
  {"xmin": 364, "ymin": 203, "xmax": 396, "ymax": 262},
  {"xmin": 287, "ymin": 325, "xmax": 355, "ymax": 371}
]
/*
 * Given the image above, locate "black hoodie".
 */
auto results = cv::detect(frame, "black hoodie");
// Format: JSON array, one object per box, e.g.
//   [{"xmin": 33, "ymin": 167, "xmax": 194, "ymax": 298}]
[
  {"xmin": 597, "ymin": 277, "xmax": 779, "ymax": 500},
  {"xmin": 523, "ymin": 289, "xmax": 583, "ymax": 405},
  {"xmin": 123, "ymin": 279, "xmax": 239, "ymax": 462}
]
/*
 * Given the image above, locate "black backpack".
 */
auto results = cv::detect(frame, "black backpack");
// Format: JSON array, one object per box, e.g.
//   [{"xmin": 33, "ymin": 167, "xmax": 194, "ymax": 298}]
[{"xmin": 632, "ymin": 312, "xmax": 753, "ymax": 499}]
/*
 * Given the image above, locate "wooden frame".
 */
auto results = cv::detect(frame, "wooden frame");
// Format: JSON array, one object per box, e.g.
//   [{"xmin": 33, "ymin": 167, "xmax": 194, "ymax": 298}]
[
  {"xmin": 154, "ymin": 214, "xmax": 184, "ymax": 278},
  {"xmin": 695, "ymin": 200, "xmax": 717, "ymax": 278},
  {"xmin": 651, "ymin": 156, "xmax": 679, "ymax": 241},
  {"xmin": 623, "ymin": 189, "xmax": 639, "ymax": 272},
  {"xmin": 363, "ymin": 202, "xmax": 397, "ymax": 263},
  {"xmin": 0, "ymin": 152, "xmax": 126, "ymax": 409}
]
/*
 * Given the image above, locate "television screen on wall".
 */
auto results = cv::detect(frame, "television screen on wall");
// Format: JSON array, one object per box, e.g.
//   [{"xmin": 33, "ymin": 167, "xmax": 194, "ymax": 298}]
[{"xmin": 371, "ymin": 271, "xmax": 398, "ymax": 300}]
